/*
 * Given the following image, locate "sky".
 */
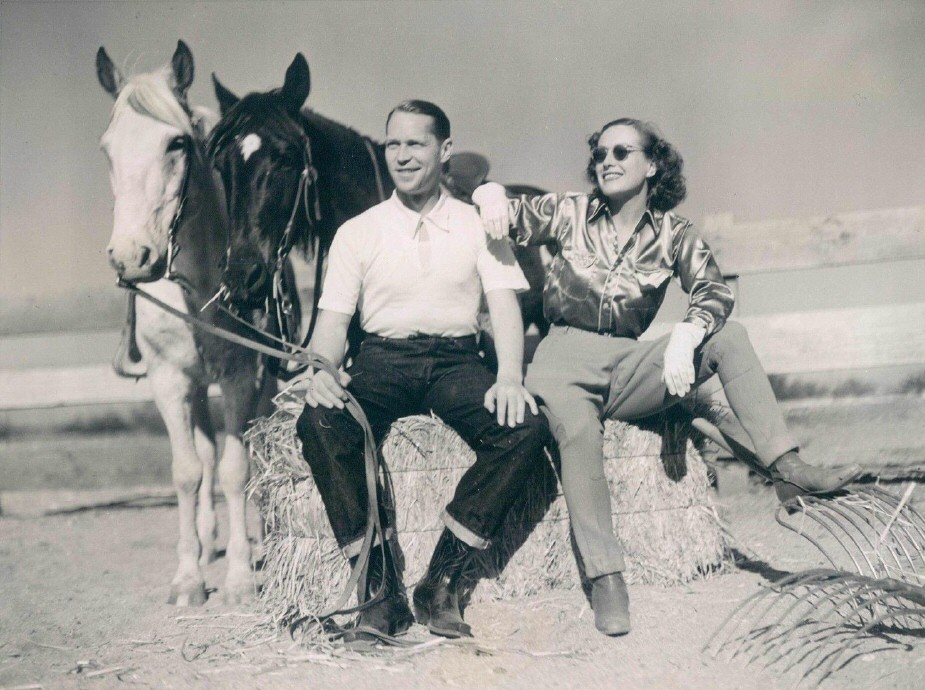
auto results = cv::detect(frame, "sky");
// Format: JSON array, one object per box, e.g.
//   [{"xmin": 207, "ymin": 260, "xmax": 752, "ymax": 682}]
[{"xmin": 1, "ymin": 0, "xmax": 924, "ymax": 305}]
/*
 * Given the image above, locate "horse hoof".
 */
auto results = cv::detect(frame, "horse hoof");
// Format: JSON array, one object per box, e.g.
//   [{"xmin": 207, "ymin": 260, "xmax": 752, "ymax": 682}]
[
  {"xmin": 222, "ymin": 585, "xmax": 256, "ymax": 606},
  {"xmin": 167, "ymin": 582, "xmax": 207, "ymax": 607}
]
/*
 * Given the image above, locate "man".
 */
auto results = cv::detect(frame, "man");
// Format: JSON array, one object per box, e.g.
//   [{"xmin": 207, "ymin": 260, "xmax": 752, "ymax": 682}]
[{"xmin": 294, "ymin": 100, "xmax": 551, "ymax": 643}]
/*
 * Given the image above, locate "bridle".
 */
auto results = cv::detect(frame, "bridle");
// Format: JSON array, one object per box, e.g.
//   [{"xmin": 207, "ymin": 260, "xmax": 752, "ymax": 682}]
[
  {"xmin": 267, "ymin": 137, "xmax": 322, "ymax": 357},
  {"xmin": 169, "ymin": 129, "xmax": 325, "ymax": 365},
  {"xmin": 163, "ymin": 135, "xmax": 195, "ymax": 286}
]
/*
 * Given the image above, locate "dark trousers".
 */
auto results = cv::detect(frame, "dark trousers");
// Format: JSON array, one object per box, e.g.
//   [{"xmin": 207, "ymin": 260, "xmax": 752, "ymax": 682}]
[{"xmin": 296, "ymin": 335, "xmax": 552, "ymax": 557}]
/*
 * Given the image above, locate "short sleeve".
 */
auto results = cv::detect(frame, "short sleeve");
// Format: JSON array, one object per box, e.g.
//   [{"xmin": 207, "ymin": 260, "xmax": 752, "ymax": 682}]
[
  {"xmin": 476, "ymin": 230, "xmax": 530, "ymax": 293},
  {"xmin": 317, "ymin": 221, "xmax": 363, "ymax": 315}
]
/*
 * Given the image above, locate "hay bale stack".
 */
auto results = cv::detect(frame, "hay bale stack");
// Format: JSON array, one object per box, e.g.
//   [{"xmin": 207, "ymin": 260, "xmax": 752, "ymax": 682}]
[{"xmin": 246, "ymin": 410, "xmax": 726, "ymax": 627}]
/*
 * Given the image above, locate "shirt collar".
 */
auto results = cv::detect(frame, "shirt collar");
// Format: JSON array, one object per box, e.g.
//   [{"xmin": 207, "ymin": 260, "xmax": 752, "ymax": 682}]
[
  {"xmin": 587, "ymin": 192, "xmax": 660, "ymax": 233},
  {"xmin": 388, "ymin": 190, "xmax": 452, "ymax": 233}
]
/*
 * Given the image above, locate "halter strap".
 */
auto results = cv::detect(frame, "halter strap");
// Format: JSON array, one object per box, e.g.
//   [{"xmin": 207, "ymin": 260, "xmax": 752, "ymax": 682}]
[
  {"xmin": 164, "ymin": 136, "xmax": 195, "ymax": 281},
  {"xmin": 275, "ymin": 139, "xmax": 322, "ymax": 273}
]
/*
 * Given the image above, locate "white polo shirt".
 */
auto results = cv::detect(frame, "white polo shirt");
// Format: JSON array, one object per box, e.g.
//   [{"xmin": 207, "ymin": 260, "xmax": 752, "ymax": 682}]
[{"xmin": 318, "ymin": 192, "xmax": 529, "ymax": 338}]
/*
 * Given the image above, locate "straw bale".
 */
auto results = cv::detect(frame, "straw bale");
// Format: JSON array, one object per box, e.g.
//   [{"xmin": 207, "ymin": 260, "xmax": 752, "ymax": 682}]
[{"xmin": 246, "ymin": 409, "xmax": 727, "ymax": 627}]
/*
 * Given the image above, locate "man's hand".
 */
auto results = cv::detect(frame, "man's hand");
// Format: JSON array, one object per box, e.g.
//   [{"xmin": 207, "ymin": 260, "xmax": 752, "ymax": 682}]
[
  {"xmin": 472, "ymin": 182, "xmax": 510, "ymax": 240},
  {"xmin": 662, "ymin": 322, "xmax": 706, "ymax": 398},
  {"xmin": 484, "ymin": 376, "xmax": 539, "ymax": 427},
  {"xmin": 289, "ymin": 367, "xmax": 352, "ymax": 409}
]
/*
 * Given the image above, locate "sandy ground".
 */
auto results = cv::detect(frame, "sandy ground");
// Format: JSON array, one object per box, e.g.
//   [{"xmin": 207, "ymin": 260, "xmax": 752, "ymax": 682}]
[{"xmin": 1, "ymin": 396, "xmax": 924, "ymax": 689}]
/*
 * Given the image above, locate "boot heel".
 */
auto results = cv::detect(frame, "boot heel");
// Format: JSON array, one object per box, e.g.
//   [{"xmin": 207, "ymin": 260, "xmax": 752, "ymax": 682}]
[
  {"xmin": 774, "ymin": 480, "xmax": 806, "ymax": 503},
  {"xmin": 413, "ymin": 601, "xmax": 430, "ymax": 626}
]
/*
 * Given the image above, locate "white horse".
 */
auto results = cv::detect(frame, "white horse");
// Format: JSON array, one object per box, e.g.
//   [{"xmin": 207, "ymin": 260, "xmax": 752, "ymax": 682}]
[{"xmin": 96, "ymin": 41, "xmax": 266, "ymax": 605}]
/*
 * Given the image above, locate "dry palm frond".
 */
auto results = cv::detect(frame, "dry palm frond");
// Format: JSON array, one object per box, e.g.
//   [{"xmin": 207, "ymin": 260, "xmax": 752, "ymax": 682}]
[
  {"xmin": 776, "ymin": 485, "xmax": 925, "ymax": 584},
  {"xmin": 705, "ymin": 569, "xmax": 925, "ymax": 686}
]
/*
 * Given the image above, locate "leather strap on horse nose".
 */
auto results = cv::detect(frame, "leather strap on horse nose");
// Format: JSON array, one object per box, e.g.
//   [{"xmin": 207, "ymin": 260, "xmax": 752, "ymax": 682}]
[
  {"xmin": 271, "ymin": 138, "xmax": 321, "ymax": 283},
  {"xmin": 303, "ymin": 139, "xmax": 322, "ymax": 226},
  {"xmin": 164, "ymin": 136, "xmax": 195, "ymax": 283},
  {"xmin": 117, "ymin": 279, "xmax": 391, "ymax": 633}
]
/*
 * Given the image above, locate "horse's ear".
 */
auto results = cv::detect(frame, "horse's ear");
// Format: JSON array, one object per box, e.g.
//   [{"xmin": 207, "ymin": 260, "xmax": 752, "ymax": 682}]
[
  {"xmin": 96, "ymin": 46, "xmax": 124, "ymax": 98},
  {"xmin": 212, "ymin": 73, "xmax": 239, "ymax": 114},
  {"xmin": 171, "ymin": 40, "xmax": 195, "ymax": 104},
  {"xmin": 280, "ymin": 53, "xmax": 310, "ymax": 115}
]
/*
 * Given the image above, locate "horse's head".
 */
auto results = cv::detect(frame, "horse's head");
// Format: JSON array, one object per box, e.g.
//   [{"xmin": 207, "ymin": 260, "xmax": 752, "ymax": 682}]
[
  {"xmin": 208, "ymin": 54, "xmax": 314, "ymax": 309},
  {"xmin": 96, "ymin": 41, "xmax": 198, "ymax": 283}
]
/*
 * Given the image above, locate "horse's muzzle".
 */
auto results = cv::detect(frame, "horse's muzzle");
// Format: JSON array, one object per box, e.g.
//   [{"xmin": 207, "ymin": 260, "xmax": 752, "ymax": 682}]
[
  {"xmin": 108, "ymin": 243, "xmax": 166, "ymax": 283},
  {"xmin": 223, "ymin": 261, "xmax": 270, "ymax": 308}
]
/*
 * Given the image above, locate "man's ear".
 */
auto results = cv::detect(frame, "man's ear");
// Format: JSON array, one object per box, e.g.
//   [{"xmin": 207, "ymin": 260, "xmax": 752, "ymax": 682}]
[{"xmin": 440, "ymin": 137, "xmax": 454, "ymax": 164}]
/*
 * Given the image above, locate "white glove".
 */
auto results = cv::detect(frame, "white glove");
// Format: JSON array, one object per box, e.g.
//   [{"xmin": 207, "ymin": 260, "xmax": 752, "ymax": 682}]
[
  {"xmin": 471, "ymin": 182, "xmax": 511, "ymax": 240},
  {"xmin": 662, "ymin": 322, "xmax": 706, "ymax": 397}
]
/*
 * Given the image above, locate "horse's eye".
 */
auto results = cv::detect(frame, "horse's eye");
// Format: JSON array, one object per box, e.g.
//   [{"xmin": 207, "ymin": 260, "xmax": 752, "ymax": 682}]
[{"xmin": 166, "ymin": 136, "xmax": 188, "ymax": 153}]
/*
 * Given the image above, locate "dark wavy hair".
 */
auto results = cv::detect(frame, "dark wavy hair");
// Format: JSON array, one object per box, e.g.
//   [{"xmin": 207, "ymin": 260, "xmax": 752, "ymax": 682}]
[{"xmin": 585, "ymin": 118, "xmax": 686, "ymax": 212}]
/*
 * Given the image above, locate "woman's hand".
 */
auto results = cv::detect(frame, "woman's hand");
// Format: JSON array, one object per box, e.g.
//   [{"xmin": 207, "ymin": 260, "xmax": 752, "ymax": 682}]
[
  {"xmin": 471, "ymin": 182, "xmax": 510, "ymax": 240},
  {"xmin": 289, "ymin": 367, "xmax": 352, "ymax": 409},
  {"xmin": 484, "ymin": 375, "xmax": 539, "ymax": 427},
  {"xmin": 662, "ymin": 322, "xmax": 706, "ymax": 397}
]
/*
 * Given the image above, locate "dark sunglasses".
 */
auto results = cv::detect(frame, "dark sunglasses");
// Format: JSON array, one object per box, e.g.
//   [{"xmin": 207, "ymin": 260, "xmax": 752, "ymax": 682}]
[{"xmin": 591, "ymin": 145, "xmax": 643, "ymax": 164}]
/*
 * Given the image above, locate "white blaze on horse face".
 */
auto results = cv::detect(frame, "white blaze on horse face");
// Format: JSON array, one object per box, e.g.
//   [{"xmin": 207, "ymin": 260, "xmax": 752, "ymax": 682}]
[
  {"xmin": 102, "ymin": 106, "xmax": 188, "ymax": 281},
  {"xmin": 240, "ymin": 133, "xmax": 262, "ymax": 162}
]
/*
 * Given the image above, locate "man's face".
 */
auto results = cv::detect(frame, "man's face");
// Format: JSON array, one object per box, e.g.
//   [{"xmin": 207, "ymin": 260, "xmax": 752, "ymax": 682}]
[{"xmin": 384, "ymin": 111, "xmax": 451, "ymax": 199}]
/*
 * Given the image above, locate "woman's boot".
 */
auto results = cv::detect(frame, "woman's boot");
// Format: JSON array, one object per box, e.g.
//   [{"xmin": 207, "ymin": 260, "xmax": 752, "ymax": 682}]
[{"xmin": 771, "ymin": 451, "xmax": 862, "ymax": 503}]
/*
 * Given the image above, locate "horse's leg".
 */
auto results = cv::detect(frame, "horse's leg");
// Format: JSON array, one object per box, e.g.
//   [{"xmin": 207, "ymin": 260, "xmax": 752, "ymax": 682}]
[
  {"xmin": 149, "ymin": 365, "xmax": 208, "ymax": 606},
  {"xmin": 192, "ymin": 386, "xmax": 218, "ymax": 566},
  {"xmin": 216, "ymin": 366, "xmax": 262, "ymax": 604},
  {"xmin": 250, "ymin": 374, "xmax": 278, "ymax": 555}
]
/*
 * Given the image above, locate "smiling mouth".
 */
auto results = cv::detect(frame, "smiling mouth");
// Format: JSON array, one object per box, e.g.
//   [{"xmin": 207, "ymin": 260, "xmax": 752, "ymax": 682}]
[{"xmin": 602, "ymin": 171, "xmax": 623, "ymax": 180}]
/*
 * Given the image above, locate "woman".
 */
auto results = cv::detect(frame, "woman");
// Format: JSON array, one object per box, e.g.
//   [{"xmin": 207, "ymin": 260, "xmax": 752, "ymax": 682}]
[{"xmin": 472, "ymin": 118, "xmax": 861, "ymax": 637}]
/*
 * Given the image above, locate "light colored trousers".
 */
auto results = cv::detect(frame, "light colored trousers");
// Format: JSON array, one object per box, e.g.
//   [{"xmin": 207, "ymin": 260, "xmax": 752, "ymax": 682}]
[{"xmin": 525, "ymin": 322, "xmax": 798, "ymax": 579}]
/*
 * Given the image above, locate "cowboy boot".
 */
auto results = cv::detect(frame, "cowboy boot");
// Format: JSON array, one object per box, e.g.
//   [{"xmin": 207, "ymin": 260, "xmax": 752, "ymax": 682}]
[
  {"xmin": 342, "ymin": 540, "xmax": 414, "ymax": 644},
  {"xmin": 770, "ymin": 451, "xmax": 862, "ymax": 503},
  {"xmin": 591, "ymin": 572, "xmax": 631, "ymax": 636},
  {"xmin": 412, "ymin": 528, "xmax": 474, "ymax": 638}
]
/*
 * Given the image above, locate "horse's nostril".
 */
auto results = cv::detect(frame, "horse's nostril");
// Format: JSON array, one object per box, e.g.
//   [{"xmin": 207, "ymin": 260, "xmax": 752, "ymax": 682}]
[
  {"xmin": 139, "ymin": 245, "xmax": 151, "ymax": 267},
  {"xmin": 244, "ymin": 264, "xmax": 267, "ymax": 292}
]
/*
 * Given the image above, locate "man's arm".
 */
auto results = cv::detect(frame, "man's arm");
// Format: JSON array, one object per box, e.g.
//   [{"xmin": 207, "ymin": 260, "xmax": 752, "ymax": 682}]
[
  {"xmin": 291, "ymin": 309, "xmax": 353, "ymax": 409},
  {"xmin": 483, "ymin": 289, "xmax": 539, "ymax": 427}
]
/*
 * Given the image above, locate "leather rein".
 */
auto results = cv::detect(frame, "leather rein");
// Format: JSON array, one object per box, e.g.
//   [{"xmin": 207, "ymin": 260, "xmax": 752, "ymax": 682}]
[{"xmin": 120, "ymin": 278, "xmax": 390, "ymax": 634}]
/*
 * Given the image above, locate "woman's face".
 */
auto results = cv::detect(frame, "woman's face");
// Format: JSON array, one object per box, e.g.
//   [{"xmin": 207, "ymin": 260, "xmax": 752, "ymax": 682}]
[{"xmin": 593, "ymin": 124, "xmax": 656, "ymax": 202}]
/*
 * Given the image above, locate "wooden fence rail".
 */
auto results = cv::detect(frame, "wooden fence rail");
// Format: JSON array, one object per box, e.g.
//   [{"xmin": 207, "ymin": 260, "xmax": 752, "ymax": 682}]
[{"xmin": 1, "ymin": 205, "xmax": 922, "ymax": 412}]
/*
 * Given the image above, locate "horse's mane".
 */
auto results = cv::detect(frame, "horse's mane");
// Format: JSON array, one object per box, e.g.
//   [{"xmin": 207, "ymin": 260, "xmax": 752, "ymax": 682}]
[
  {"xmin": 300, "ymin": 108, "xmax": 381, "ymax": 164},
  {"xmin": 191, "ymin": 105, "xmax": 219, "ymax": 136},
  {"xmin": 111, "ymin": 67, "xmax": 194, "ymax": 135}
]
